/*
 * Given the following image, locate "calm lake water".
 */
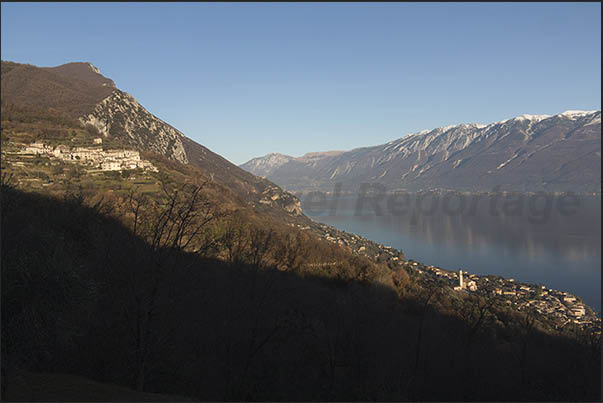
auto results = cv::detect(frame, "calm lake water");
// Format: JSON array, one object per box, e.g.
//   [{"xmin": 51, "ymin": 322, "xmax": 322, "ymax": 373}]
[{"xmin": 301, "ymin": 193, "xmax": 601, "ymax": 312}]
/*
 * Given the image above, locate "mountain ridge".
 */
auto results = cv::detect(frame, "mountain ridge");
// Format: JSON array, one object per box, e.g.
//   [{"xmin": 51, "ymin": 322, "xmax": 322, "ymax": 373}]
[{"xmin": 241, "ymin": 110, "xmax": 602, "ymax": 193}]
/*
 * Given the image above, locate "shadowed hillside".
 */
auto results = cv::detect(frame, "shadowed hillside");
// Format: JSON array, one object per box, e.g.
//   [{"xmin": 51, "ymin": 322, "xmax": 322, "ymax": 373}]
[{"xmin": 1, "ymin": 183, "xmax": 600, "ymax": 402}]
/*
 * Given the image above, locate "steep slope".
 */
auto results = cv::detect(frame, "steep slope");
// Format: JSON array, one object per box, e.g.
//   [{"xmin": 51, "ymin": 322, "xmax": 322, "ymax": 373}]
[
  {"xmin": 1, "ymin": 61, "xmax": 115, "ymax": 118},
  {"xmin": 241, "ymin": 111, "xmax": 602, "ymax": 193},
  {"xmin": 78, "ymin": 89, "xmax": 190, "ymax": 163},
  {"xmin": 1, "ymin": 60, "xmax": 302, "ymax": 217}
]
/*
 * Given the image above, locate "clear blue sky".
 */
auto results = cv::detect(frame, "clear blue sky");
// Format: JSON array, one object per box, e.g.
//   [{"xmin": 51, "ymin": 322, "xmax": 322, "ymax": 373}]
[{"xmin": 1, "ymin": 2, "xmax": 601, "ymax": 164}]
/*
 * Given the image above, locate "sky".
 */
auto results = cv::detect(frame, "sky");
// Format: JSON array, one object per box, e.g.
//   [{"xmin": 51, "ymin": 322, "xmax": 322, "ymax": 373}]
[{"xmin": 1, "ymin": 2, "xmax": 601, "ymax": 165}]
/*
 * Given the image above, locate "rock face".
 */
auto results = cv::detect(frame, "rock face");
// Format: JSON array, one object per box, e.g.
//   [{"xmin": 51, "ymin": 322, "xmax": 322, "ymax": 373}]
[
  {"xmin": 79, "ymin": 90, "xmax": 189, "ymax": 164},
  {"xmin": 257, "ymin": 185, "xmax": 303, "ymax": 216},
  {"xmin": 241, "ymin": 111, "xmax": 602, "ymax": 193}
]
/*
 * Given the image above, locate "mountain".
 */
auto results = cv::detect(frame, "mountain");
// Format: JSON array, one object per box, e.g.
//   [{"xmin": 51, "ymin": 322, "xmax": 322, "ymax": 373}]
[
  {"xmin": 1, "ymin": 60, "xmax": 302, "ymax": 217},
  {"xmin": 1, "ymin": 61, "xmax": 115, "ymax": 118},
  {"xmin": 241, "ymin": 111, "xmax": 602, "ymax": 194},
  {"xmin": 2, "ymin": 60, "xmax": 601, "ymax": 402},
  {"xmin": 242, "ymin": 151, "xmax": 344, "ymax": 178}
]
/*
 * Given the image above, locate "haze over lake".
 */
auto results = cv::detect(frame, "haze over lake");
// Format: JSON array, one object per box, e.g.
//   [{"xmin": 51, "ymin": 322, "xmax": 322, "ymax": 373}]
[{"xmin": 302, "ymin": 193, "xmax": 601, "ymax": 312}]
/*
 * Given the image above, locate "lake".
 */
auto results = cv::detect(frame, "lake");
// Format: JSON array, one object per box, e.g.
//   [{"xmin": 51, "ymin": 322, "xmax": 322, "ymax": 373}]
[{"xmin": 301, "ymin": 192, "xmax": 601, "ymax": 312}]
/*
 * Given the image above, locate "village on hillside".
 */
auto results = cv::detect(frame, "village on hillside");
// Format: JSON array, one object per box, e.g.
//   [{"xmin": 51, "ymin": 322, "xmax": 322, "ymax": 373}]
[
  {"xmin": 297, "ymin": 221, "xmax": 602, "ymax": 336},
  {"xmin": 11, "ymin": 139, "xmax": 158, "ymax": 172}
]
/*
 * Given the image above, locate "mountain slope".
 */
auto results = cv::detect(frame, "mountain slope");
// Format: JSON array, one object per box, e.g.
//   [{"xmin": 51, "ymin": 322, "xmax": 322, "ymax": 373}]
[
  {"xmin": 1, "ymin": 60, "xmax": 302, "ymax": 217},
  {"xmin": 1, "ymin": 61, "xmax": 115, "ymax": 118},
  {"xmin": 241, "ymin": 111, "xmax": 602, "ymax": 193},
  {"xmin": 242, "ymin": 151, "xmax": 344, "ymax": 178}
]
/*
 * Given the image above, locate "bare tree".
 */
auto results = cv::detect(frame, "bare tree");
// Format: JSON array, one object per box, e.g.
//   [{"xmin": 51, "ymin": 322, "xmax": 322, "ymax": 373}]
[
  {"xmin": 274, "ymin": 232, "xmax": 305, "ymax": 271},
  {"xmin": 451, "ymin": 292, "xmax": 495, "ymax": 399},
  {"xmin": 220, "ymin": 215, "xmax": 251, "ymax": 265},
  {"xmin": 0, "ymin": 171, "xmax": 16, "ymax": 187},
  {"xmin": 456, "ymin": 293, "xmax": 494, "ymax": 352},
  {"xmin": 116, "ymin": 182, "xmax": 223, "ymax": 391},
  {"xmin": 404, "ymin": 282, "xmax": 440, "ymax": 400},
  {"xmin": 510, "ymin": 311, "xmax": 536, "ymax": 396},
  {"xmin": 247, "ymin": 227, "xmax": 277, "ymax": 268}
]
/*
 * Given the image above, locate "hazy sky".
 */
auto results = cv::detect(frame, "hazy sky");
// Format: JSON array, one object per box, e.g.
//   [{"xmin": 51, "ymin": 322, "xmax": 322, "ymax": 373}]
[{"xmin": 1, "ymin": 2, "xmax": 601, "ymax": 164}]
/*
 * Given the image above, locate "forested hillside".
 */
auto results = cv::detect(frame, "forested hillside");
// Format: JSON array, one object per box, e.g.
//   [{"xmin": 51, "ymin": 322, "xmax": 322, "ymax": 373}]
[{"xmin": 1, "ymin": 182, "xmax": 601, "ymax": 401}]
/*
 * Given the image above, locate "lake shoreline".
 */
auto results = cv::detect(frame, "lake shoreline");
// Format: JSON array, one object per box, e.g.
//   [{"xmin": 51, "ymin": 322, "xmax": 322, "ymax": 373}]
[{"xmin": 301, "ymin": 194, "xmax": 601, "ymax": 316}]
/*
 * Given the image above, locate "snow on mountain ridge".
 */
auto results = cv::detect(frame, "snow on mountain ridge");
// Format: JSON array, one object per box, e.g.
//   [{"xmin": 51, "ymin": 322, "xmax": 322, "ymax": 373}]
[
  {"xmin": 240, "ymin": 110, "xmax": 600, "ymax": 192},
  {"xmin": 390, "ymin": 110, "xmax": 600, "ymax": 152},
  {"xmin": 514, "ymin": 114, "xmax": 551, "ymax": 122},
  {"xmin": 560, "ymin": 110, "xmax": 598, "ymax": 118}
]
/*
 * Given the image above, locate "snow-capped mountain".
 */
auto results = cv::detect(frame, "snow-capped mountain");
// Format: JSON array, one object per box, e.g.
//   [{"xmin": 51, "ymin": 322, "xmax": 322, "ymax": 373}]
[{"xmin": 240, "ymin": 111, "xmax": 601, "ymax": 193}]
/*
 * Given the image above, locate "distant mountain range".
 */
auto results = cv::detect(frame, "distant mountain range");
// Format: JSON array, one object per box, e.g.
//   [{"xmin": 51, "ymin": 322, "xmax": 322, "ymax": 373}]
[{"xmin": 241, "ymin": 111, "xmax": 601, "ymax": 194}]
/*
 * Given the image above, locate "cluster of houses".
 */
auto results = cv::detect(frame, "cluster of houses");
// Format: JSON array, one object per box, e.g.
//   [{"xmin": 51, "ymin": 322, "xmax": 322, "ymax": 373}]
[
  {"xmin": 336, "ymin": 236, "xmax": 600, "ymax": 334},
  {"xmin": 20, "ymin": 140, "xmax": 158, "ymax": 172},
  {"xmin": 418, "ymin": 264, "xmax": 600, "ymax": 333},
  {"xmin": 293, "ymin": 221, "xmax": 601, "ymax": 336},
  {"xmin": 313, "ymin": 222, "xmax": 404, "ymax": 262},
  {"xmin": 452, "ymin": 269, "xmax": 478, "ymax": 291},
  {"xmin": 293, "ymin": 222, "xmax": 406, "ymax": 264},
  {"xmin": 412, "ymin": 264, "xmax": 476, "ymax": 291}
]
